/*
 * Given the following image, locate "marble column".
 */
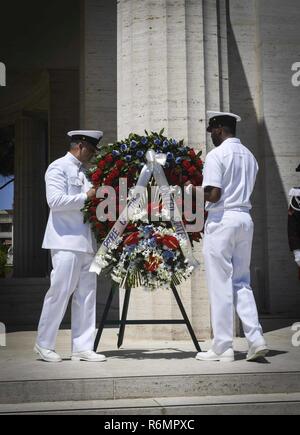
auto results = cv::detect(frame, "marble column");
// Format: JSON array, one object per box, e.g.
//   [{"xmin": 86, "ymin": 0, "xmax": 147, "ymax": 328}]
[
  {"xmin": 80, "ymin": 0, "xmax": 117, "ymax": 144},
  {"xmin": 117, "ymin": 0, "xmax": 230, "ymax": 340},
  {"xmin": 13, "ymin": 114, "xmax": 48, "ymax": 278}
]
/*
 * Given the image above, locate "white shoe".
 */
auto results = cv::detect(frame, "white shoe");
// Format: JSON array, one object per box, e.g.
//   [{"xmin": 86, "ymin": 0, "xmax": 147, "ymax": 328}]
[
  {"xmin": 247, "ymin": 341, "xmax": 269, "ymax": 361},
  {"xmin": 34, "ymin": 344, "xmax": 62, "ymax": 363},
  {"xmin": 196, "ymin": 348, "xmax": 234, "ymax": 363},
  {"xmin": 71, "ymin": 350, "xmax": 106, "ymax": 362}
]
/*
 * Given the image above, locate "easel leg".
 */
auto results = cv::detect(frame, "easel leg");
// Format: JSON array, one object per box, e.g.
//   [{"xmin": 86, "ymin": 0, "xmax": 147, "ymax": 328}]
[
  {"xmin": 94, "ymin": 283, "xmax": 116, "ymax": 352},
  {"xmin": 171, "ymin": 284, "xmax": 201, "ymax": 352},
  {"xmin": 117, "ymin": 285, "xmax": 132, "ymax": 349}
]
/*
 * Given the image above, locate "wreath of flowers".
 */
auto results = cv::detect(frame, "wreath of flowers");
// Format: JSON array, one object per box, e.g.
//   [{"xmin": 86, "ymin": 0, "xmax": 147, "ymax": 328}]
[{"xmin": 82, "ymin": 130, "xmax": 204, "ymax": 289}]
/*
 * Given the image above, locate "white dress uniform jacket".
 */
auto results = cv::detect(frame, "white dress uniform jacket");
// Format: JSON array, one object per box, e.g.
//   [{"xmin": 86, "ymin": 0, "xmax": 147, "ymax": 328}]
[
  {"xmin": 42, "ymin": 152, "xmax": 96, "ymax": 254},
  {"xmin": 37, "ymin": 152, "xmax": 98, "ymax": 353},
  {"xmin": 202, "ymin": 137, "xmax": 265, "ymax": 355}
]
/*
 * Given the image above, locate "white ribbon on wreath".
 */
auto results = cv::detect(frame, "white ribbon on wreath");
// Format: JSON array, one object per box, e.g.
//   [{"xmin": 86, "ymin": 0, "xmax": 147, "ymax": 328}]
[{"xmin": 90, "ymin": 149, "xmax": 200, "ymax": 274}]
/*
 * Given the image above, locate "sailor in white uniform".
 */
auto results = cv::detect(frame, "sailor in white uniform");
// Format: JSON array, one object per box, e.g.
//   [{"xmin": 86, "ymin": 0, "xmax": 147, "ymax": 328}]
[
  {"xmin": 196, "ymin": 112, "xmax": 268, "ymax": 362},
  {"xmin": 35, "ymin": 131, "xmax": 106, "ymax": 363}
]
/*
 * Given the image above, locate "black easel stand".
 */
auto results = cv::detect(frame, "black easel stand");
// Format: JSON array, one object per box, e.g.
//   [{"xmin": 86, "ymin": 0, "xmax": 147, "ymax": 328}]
[{"xmin": 94, "ymin": 282, "xmax": 201, "ymax": 352}]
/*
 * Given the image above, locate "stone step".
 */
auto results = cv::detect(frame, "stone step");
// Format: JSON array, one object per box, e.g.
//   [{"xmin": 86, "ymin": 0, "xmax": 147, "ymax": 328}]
[
  {"xmin": 1, "ymin": 393, "xmax": 300, "ymax": 415},
  {"xmin": 1, "ymin": 372, "xmax": 300, "ymax": 405}
]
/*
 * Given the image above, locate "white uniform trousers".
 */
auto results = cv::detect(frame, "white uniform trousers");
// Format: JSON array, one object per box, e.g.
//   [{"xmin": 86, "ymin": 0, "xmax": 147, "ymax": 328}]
[
  {"xmin": 203, "ymin": 211, "xmax": 264, "ymax": 355},
  {"xmin": 37, "ymin": 250, "xmax": 97, "ymax": 353}
]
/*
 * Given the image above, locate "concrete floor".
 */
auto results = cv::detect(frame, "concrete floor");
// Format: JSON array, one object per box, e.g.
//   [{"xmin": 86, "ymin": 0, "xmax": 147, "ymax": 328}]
[{"xmin": 0, "ymin": 326, "xmax": 299, "ymax": 382}]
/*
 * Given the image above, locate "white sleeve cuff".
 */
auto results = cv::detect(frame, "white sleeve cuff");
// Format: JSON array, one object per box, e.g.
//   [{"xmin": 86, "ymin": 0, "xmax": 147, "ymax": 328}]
[
  {"xmin": 293, "ymin": 250, "xmax": 300, "ymax": 266},
  {"xmin": 202, "ymin": 182, "xmax": 222, "ymax": 189}
]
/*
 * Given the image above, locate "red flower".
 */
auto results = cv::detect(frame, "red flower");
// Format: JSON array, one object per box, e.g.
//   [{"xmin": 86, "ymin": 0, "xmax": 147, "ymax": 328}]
[
  {"xmin": 182, "ymin": 160, "xmax": 191, "ymax": 170},
  {"xmin": 110, "ymin": 168, "xmax": 120, "ymax": 178},
  {"xmin": 92, "ymin": 169, "xmax": 102, "ymax": 183},
  {"xmin": 98, "ymin": 160, "xmax": 106, "ymax": 170},
  {"xmin": 104, "ymin": 176, "xmax": 113, "ymax": 186},
  {"xmin": 188, "ymin": 149, "xmax": 196, "ymax": 159},
  {"xmin": 89, "ymin": 207, "xmax": 97, "ymax": 214},
  {"xmin": 187, "ymin": 166, "xmax": 197, "ymax": 176},
  {"xmin": 162, "ymin": 235, "xmax": 180, "ymax": 250},
  {"xmin": 196, "ymin": 159, "xmax": 203, "ymax": 169},
  {"xmin": 124, "ymin": 232, "xmax": 140, "ymax": 246},
  {"xmin": 194, "ymin": 173, "xmax": 203, "ymax": 185},
  {"xmin": 182, "ymin": 176, "xmax": 189, "ymax": 184},
  {"xmin": 105, "ymin": 154, "xmax": 114, "ymax": 164},
  {"xmin": 116, "ymin": 160, "xmax": 125, "ymax": 170},
  {"xmin": 145, "ymin": 256, "xmax": 161, "ymax": 272}
]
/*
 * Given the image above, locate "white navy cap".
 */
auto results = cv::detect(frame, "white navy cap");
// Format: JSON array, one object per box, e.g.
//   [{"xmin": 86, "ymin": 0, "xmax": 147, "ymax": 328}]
[
  {"xmin": 67, "ymin": 130, "xmax": 103, "ymax": 148},
  {"xmin": 207, "ymin": 111, "xmax": 241, "ymax": 132},
  {"xmin": 289, "ymin": 188, "xmax": 300, "ymax": 197}
]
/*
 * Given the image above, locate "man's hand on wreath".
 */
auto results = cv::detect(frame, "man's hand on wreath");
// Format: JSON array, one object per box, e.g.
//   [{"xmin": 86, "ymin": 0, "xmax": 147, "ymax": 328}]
[{"xmin": 87, "ymin": 188, "xmax": 97, "ymax": 200}]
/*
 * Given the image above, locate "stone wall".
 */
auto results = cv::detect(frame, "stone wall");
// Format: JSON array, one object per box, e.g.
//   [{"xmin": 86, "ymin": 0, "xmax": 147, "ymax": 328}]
[{"xmin": 80, "ymin": 0, "xmax": 117, "ymax": 144}]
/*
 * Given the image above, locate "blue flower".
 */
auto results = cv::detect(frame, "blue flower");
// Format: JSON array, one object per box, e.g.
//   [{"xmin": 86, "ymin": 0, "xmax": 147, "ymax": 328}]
[
  {"xmin": 163, "ymin": 250, "xmax": 175, "ymax": 262},
  {"xmin": 176, "ymin": 157, "xmax": 182, "ymax": 165},
  {"xmin": 112, "ymin": 150, "xmax": 121, "ymax": 157},
  {"xmin": 148, "ymin": 237, "xmax": 157, "ymax": 248},
  {"xmin": 130, "ymin": 140, "xmax": 138, "ymax": 149},
  {"xmin": 137, "ymin": 150, "xmax": 144, "ymax": 159},
  {"xmin": 125, "ymin": 245, "xmax": 136, "ymax": 254},
  {"xmin": 141, "ymin": 137, "xmax": 148, "ymax": 145},
  {"xmin": 143, "ymin": 225, "xmax": 153, "ymax": 236},
  {"xmin": 171, "ymin": 139, "xmax": 178, "ymax": 146},
  {"xmin": 121, "ymin": 143, "xmax": 128, "ymax": 152},
  {"xmin": 154, "ymin": 138, "xmax": 162, "ymax": 146},
  {"xmin": 143, "ymin": 225, "xmax": 154, "ymax": 237},
  {"xmin": 179, "ymin": 147, "xmax": 188, "ymax": 154},
  {"xmin": 163, "ymin": 140, "xmax": 169, "ymax": 149},
  {"xmin": 125, "ymin": 155, "xmax": 132, "ymax": 162},
  {"xmin": 167, "ymin": 152, "xmax": 174, "ymax": 161}
]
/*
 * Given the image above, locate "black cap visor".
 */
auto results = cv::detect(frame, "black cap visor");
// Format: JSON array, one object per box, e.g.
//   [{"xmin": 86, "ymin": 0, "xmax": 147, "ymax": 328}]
[{"xmin": 207, "ymin": 115, "xmax": 237, "ymax": 133}]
